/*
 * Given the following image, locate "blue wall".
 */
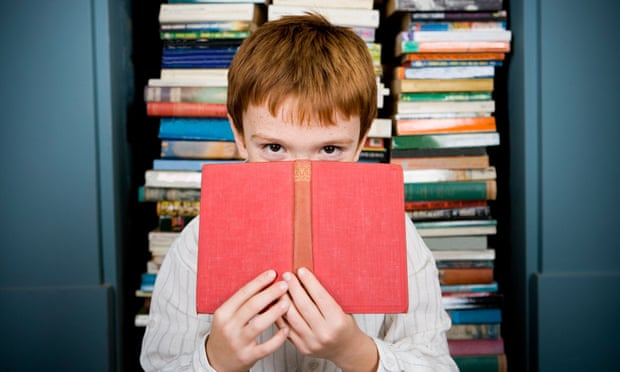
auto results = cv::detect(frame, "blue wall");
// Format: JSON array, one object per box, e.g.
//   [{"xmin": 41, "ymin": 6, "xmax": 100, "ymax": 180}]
[
  {"xmin": 509, "ymin": 0, "xmax": 620, "ymax": 370},
  {"xmin": 0, "ymin": 0, "xmax": 131, "ymax": 370}
]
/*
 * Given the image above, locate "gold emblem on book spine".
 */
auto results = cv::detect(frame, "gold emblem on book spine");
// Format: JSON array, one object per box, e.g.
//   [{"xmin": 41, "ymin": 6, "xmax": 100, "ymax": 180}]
[{"xmin": 294, "ymin": 162, "xmax": 311, "ymax": 182}]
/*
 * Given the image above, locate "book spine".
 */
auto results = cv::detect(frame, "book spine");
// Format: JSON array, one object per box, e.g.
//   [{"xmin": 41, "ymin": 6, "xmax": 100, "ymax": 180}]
[
  {"xmin": 396, "ymin": 116, "xmax": 496, "ymax": 135},
  {"xmin": 272, "ymin": 0, "xmax": 374, "ymax": 9},
  {"xmin": 160, "ymin": 140, "xmax": 240, "ymax": 160},
  {"xmin": 159, "ymin": 118, "xmax": 234, "ymax": 141},
  {"xmin": 391, "ymin": 132, "xmax": 500, "ymax": 150},
  {"xmin": 438, "ymin": 268, "xmax": 494, "ymax": 285},
  {"xmin": 147, "ymin": 102, "xmax": 228, "ymax": 118},
  {"xmin": 392, "ymin": 155, "xmax": 491, "ymax": 170},
  {"xmin": 158, "ymin": 3, "xmax": 258, "ymax": 23},
  {"xmin": 405, "ymin": 199, "xmax": 487, "ymax": 210},
  {"xmin": 395, "ymin": 66, "xmax": 495, "ymax": 80},
  {"xmin": 404, "ymin": 181, "xmax": 497, "ymax": 201},
  {"xmin": 394, "ymin": 0, "xmax": 505, "ymax": 12},
  {"xmin": 448, "ymin": 338, "xmax": 505, "ymax": 356},
  {"xmin": 409, "ymin": 10, "xmax": 508, "ymax": 21},
  {"xmin": 144, "ymin": 86, "xmax": 227, "ymax": 103},
  {"xmin": 293, "ymin": 160, "xmax": 314, "ymax": 271},
  {"xmin": 144, "ymin": 170, "xmax": 201, "ymax": 189},
  {"xmin": 408, "ymin": 21, "xmax": 507, "ymax": 31},
  {"xmin": 448, "ymin": 308, "xmax": 502, "ymax": 324},
  {"xmin": 407, "ymin": 206, "xmax": 491, "ymax": 221},
  {"xmin": 403, "ymin": 167, "xmax": 497, "ymax": 183},
  {"xmin": 401, "ymin": 52, "xmax": 505, "ymax": 62},
  {"xmin": 160, "ymin": 30, "xmax": 250, "ymax": 40},
  {"xmin": 453, "ymin": 354, "xmax": 508, "ymax": 372},
  {"xmin": 159, "ymin": 20, "xmax": 251, "ymax": 31},
  {"xmin": 446, "ymin": 323, "xmax": 501, "ymax": 340},
  {"xmin": 140, "ymin": 186, "xmax": 201, "ymax": 202},
  {"xmin": 441, "ymin": 282, "xmax": 499, "ymax": 293},
  {"xmin": 156, "ymin": 200, "xmax": 200, "ymax": 217},
  {"xmin": 394, "ymin": 78, "xmax": 495, "ymax": 93},
  {"xmin": 399, "ymin": 92, "xmax": 493, "ymax": 102},
  {"xmin": 268, "ymin": 5, "xmax": 380, "ymax": 28},
  {"xmin": 396, "ymin": 100, "xmax": 496, "ymax": 114},
  {"xmin": 158, "ymin": 215, "xmax": 196, "ymax": 232},
  {"xmin": 405, "ymin": 30, "xmax": 511, "ymax": 42},
  {"xmin": 396, "ymin": 38, "xmax": 510, "ymax": 54}
]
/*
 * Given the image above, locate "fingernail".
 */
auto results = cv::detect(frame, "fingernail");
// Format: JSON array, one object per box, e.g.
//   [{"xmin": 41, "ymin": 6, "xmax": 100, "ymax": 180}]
[
  {"xmin": 297, "ymin": 267, "xmax": 306, "ymax": 276},
  {"xmin": 266, "ymin": 270, "xmax": 276, "ymax": 279},
  {"xmin": 282, "ymin": 272, "xmax": 292, "ymax": 281},
  {"xmin": 279, "ymin": 281, "xmax": 288, "ymax": 291}
]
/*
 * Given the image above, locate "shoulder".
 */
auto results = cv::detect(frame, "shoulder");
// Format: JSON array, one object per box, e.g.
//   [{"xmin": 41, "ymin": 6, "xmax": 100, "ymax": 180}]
[
  {"xmin": 404, "ymin": 213, "xmax": 436, "ymax": 271},
  {"xmin": 166, "ymin": 215, "xmax": 201, "ymax": 270}
]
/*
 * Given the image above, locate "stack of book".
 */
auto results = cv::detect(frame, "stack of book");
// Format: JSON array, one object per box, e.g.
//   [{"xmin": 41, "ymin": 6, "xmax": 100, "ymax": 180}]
[
  {"xmin": 383, "ymin": 0, "xmax": 509, "ymax": 370},
  {"xmin": 267, "ymin": 0, "xmax": 391, "ymax": 162},
  {"xmin": 135, "ymin": 0, "xmax": 268, "ymax": 327}
]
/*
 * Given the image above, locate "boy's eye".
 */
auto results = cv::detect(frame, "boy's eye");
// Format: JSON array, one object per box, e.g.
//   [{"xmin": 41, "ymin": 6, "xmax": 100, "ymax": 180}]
[
  {"xmin": 266, "ymin": 144, "xmax": 282, "ymax": 152},
  {"xmin": 323, "ymin": 145, "xmax": 338, "ymax": 154}
]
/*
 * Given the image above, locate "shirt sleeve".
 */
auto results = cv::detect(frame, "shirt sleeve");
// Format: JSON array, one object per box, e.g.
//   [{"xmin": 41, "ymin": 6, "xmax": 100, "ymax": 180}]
[
  {"xmin": 139, "ymin": 217, "xmax": 217, "ymax": 372},
  {"xmin": 373, "ymin": 215, "xmax": 458, "ymax": 372}
]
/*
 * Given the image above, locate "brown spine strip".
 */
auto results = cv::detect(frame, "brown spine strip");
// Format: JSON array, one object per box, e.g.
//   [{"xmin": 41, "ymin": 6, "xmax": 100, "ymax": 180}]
[{"xmin": 293, "ymin": 160, "xmax": 313, "ymax": 271}]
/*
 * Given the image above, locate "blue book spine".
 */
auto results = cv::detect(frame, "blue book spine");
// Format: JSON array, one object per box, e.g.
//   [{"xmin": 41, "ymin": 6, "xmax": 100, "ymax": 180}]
[
  {"xmin": 159, "ymin": 118, "xmax": 234, "ymax": 141},
  {"xmin": 448, "ymin": 308, "xmax": 502, "ymax": 324},
  {"xmin": 153, "ymin": 159, "xmax": 242, "ymax": 171}
]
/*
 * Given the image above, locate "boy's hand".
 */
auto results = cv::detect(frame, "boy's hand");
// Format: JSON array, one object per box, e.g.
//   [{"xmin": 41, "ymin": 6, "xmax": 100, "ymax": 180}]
[
  {"xmin": 206, "ymin": 270, "xmax": 291, "ymax": 372},
  {"xmin": 277, "ymin": 268, "xmax": 379, "ymax": 372}
]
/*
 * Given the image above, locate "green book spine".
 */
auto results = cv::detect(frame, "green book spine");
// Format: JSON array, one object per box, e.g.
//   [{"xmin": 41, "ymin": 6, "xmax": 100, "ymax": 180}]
[
  {"xmin": 399, "ymin": 92, "xmax": 493, "ymax": 102},
  {"xmin": 454, "ymin": 354, "xmax": 507, "ymax": 372},
  {"xmin": 391, "ymin": 132, "xmax": 500, "ymax": 150},
  {"xmin": 404, "ymin": 181, "xmax": 496, "ymax": 201}
]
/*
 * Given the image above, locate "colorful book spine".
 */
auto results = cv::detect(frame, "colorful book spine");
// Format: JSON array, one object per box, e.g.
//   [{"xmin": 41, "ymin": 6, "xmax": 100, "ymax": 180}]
[
  {"xmin": 146, "ymin": 102, "xmax": 228, "ymax": 117},
  {"xmin": 404, "ymin": 181, "xmax": 497, "ymax": 201},
  {"xmin": 144, "ymin": 86, "xmax": 227, "ymax": 103},
  {"xmin": 158, "ymin": 118, "xmax": 234, "ymax": 141}
]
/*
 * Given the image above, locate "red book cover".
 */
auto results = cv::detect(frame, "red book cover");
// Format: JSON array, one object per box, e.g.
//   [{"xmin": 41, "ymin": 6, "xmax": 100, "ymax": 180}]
[{"xmin": 196, "ymin": 160, "xmax": 408, "ymax": 314}]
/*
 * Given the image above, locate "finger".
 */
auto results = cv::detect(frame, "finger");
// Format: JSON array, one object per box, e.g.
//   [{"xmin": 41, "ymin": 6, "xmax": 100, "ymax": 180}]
[
  {"xmin": 252, "ymin": 326, "xmax": 290, "ymax": 360},
  {"xmin": 244, "ymin": 295, "xmax": 291, "ymax": 339},
  {"xmin": 296, "ymin": 267, "xmax": 343, "ymax": 318},
  {"xmin": 283, "ymin": 271, "xmax": 323, "ymax": 325},
  {"xmin": 218, "ymin": 270, "xmax": 277, "ymax": 320},
  {"xmin": 236, "ymin": 280, "xmax": 289, "ymax": 326},
  {"xmin": 280, "ymin": 303, "xmax": 311, "ymax": 353}
]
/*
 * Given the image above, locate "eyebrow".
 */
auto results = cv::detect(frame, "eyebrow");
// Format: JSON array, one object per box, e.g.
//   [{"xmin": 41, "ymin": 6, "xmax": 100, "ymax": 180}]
[{"xmin": 249, "ymin": 132, "xmax": 357, "ymax": 147}]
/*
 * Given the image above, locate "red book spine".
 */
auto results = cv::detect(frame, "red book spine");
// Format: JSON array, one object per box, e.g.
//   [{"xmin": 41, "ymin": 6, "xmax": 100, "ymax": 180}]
[
  {"xmin": 396, "ymin": 116, "xmax": 497, "ymax": 135},
  {"xmin": 448, "ymin": 338, "xmax": 505, "ymax": 356},
  {"xmin": 405, "ymin": 200, "xmax": 488, "ymax": 211},
  {"xmin": 146, "ymin": 102, "xmax": 228, "ymax": 117},
  {"xmin": 438, "ymin": 268, "xmax": 494, "ymax": 285},
  {"xmin": 293, "ymin": 160, "xmax": 313, "ymax": 271}
]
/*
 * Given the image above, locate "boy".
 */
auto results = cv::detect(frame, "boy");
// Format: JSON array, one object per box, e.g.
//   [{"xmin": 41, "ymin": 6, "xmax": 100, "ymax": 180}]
[{"xmin": 141, "ymin": 14, "xmax": 457, "ymax": 371}]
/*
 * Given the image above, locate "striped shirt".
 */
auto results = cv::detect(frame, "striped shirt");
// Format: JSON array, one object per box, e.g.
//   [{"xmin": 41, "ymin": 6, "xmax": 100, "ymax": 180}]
[{"xmin": 140, "ymin": 215, "xmax": 458, "ymax": 371}]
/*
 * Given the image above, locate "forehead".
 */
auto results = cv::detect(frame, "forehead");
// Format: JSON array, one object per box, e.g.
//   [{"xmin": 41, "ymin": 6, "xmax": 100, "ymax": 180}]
[{"xmin": 243, "ymin": 103, "xmax": 361, "ymax": 139}]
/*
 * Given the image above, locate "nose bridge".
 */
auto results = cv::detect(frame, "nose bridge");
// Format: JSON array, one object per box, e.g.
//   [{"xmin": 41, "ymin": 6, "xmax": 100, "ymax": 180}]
[{"xmin": 288, "ymin": 140, "xmax": 315, "ymax": 161}]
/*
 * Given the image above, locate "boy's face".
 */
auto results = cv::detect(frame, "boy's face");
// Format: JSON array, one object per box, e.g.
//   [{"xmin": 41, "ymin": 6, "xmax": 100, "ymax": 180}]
[{"xmin": 231, "ymin": 100, "xmax": 366, "ymax": 163}]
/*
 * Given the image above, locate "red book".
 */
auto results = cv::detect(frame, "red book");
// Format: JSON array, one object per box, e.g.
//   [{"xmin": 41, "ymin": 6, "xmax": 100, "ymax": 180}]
[
  {"xmin": 448, "ymin": 338, "xmax": 505, "ymax": 356},
  {"xmin": 146, "ymin": 102, "xmax": 228, "ymax": 117},
  {"xmin": 196, "ymin": 160, "xmax": 408, "ymax": 314}
]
